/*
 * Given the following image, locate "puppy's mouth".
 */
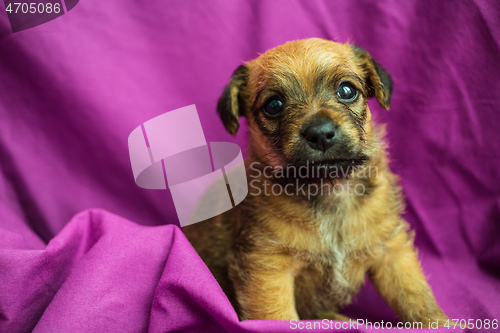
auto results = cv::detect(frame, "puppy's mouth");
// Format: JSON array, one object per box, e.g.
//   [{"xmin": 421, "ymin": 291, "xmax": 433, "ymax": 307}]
[
  {"xmin": 297, "ymin": 156, "xmax": 367, "ymax": 176},
  {"xmin": 267, "ymin": 155, "xmax": 369, "ymax": 186},
  {"xmin": 305, "ymin": 157, "xmax": 368, "ymax": 168}
]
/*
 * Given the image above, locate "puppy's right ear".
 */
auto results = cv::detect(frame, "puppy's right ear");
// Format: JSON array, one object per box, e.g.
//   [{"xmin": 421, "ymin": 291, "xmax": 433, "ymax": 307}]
[{"xmin": 217, "ymin": 65, "xmax": 249, "ymax": 136}]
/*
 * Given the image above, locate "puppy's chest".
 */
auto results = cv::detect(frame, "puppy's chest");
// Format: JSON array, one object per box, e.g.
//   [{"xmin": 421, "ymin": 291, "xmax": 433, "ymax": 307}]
[
  {"xmin": 301, "ymin": 222, "xmax": 356, "ymax": 275},
  {"xmin": 285, "ymin": 210, "xmax": 366, "ymax": 260},
  {"xmin": 252, "ymin": 195, "xmax": 380, "ymax": 288},
  {"xmin": 283, "ymin": 211, "xmax": 376, "ymax": 291}
]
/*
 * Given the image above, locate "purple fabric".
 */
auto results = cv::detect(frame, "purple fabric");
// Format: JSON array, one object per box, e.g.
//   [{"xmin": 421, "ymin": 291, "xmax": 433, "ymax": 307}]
[{"xmin": 0, "ymin": 0, "xmax": 499, "ymax": 332}]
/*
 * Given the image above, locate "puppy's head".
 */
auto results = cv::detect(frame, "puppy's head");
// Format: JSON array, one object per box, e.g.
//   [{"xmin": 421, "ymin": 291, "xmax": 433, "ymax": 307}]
[{"xmin": 218, "ymin": 38, "xmax": 392, "ymax": 181}]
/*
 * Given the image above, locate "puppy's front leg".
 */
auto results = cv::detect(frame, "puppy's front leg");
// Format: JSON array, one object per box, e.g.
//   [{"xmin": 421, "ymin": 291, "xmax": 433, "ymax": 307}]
[
  {"xmin": 369, "ymin": 230, "xmax": 450, "ymax": 327},
  {"xmin": 230, "ymin": 252, "xmax": 300, "ymax": 320}
]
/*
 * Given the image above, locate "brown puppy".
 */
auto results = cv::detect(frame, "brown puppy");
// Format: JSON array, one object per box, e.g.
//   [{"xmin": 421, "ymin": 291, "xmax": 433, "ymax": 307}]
[{"xmin": 183, "ymin": 38, "xmax": 451, "ymax": 326}]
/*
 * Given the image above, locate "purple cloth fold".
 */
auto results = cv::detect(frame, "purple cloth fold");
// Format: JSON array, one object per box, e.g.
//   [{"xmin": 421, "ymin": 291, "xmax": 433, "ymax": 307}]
[
  {"xmin": 0, "ymin": 0, "xmax": 499, "ymax": 332},
  {"xmin": 0, "ymin": 209, "xmax": 314, "ymax": 333}
]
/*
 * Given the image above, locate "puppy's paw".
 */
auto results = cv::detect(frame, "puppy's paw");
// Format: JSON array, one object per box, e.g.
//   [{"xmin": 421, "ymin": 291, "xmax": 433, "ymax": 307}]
[
  {"xmin": 418, "ymin": 316, "xmax": 458, "ymax": 328},
  {"xmin": 316, "ymin": 311, "xmax": 351, "ymax": 322}
]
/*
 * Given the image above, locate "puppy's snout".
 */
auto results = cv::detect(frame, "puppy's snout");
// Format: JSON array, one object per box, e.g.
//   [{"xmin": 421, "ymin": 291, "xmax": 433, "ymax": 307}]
[{"xmin": 303, "ymin": 119, "xmax": 337, "ymax": 152}]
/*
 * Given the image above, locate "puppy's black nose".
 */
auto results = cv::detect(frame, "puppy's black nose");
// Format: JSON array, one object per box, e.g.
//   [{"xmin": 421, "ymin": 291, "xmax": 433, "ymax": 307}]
[{"xmin": 303, "ymin": 120, "xmax": 337, "ymax": 152}]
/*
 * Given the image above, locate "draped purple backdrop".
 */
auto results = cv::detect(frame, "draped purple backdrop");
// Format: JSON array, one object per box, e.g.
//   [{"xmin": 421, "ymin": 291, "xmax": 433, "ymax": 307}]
[{"xmin": 0, "ymin": 1, "xmax": 499, "ymax": 332}]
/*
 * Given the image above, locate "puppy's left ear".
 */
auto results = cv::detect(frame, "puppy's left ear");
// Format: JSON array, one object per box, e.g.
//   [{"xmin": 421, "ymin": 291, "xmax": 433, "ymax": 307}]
[
  {"xmin": 217, "ymin": 65, "xmax": 249, "ymax": 136},
  {"xmin": 352, "ymin": 46, "xmax": 393, "ymax": 110}
]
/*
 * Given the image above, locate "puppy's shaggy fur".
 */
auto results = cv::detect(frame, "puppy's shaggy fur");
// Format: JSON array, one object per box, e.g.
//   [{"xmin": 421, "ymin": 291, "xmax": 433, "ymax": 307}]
[{"xmin": 184, "ymin": 38, "xmax": 450, "ymax": 326}]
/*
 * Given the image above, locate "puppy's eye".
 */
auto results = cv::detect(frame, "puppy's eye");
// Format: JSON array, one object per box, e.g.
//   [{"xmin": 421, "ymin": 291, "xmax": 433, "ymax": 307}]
[
  {"xmin": 337, "ymin": 82, "xmax": 358, "ymax": 101},
  {"xmin": 264, "ymin": 98, "xmax": 284, "ymax": 116}
]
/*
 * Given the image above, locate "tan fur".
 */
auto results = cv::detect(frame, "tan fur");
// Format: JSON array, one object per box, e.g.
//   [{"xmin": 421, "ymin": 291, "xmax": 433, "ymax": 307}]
[{"xmin": 184, "ymin": 38, "xmax": 451, "ymax": 326}]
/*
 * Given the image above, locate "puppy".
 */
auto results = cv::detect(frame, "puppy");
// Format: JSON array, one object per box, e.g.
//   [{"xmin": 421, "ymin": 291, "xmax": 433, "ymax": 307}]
[{"xmin": 184, "ymin": 38, "xmax": 451, "ymax": 326}]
